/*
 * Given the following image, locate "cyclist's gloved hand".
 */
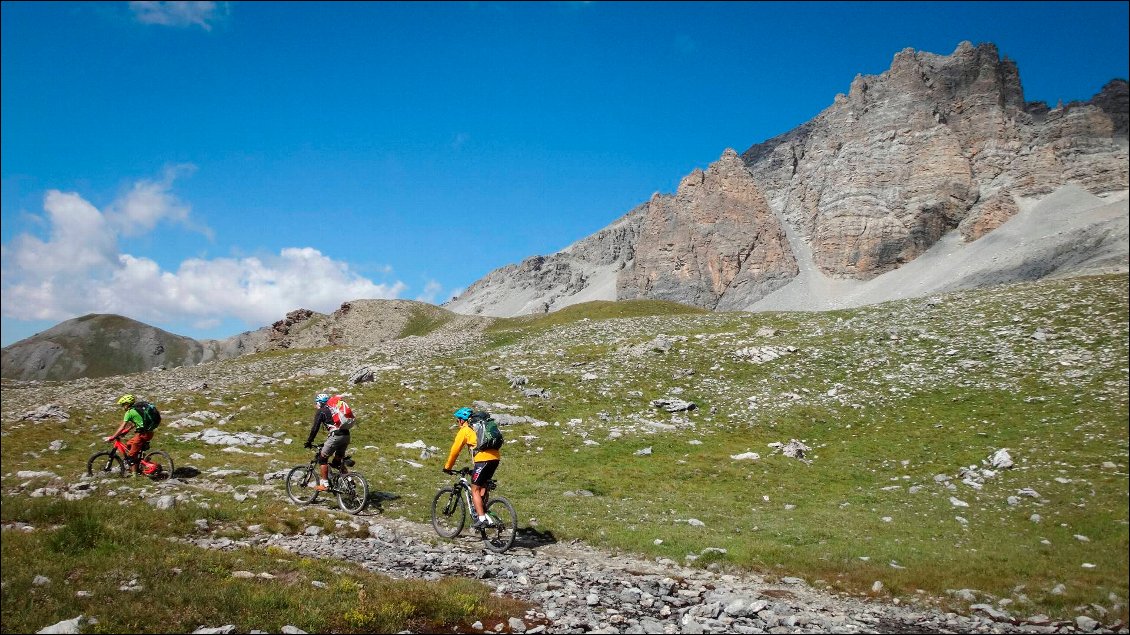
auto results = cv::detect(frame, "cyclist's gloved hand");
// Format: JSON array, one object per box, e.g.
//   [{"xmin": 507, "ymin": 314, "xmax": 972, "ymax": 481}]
[
  {"xmin": 443, "ymin": 468, "xmax": 453, "ymax": 475},
  {"xmin": 303, "ymin": 442, "xmax": 313, "ymax": 449}
]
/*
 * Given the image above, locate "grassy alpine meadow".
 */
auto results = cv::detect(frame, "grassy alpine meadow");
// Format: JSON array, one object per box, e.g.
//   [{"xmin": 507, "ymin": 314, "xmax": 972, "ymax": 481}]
[
  {"xmin": 1, "ymin": 273, "xmax": 1127, "ymax": 629},
  {"xmin": 0, "ymin": 495, "xmax": 528, "ymax": 634}
]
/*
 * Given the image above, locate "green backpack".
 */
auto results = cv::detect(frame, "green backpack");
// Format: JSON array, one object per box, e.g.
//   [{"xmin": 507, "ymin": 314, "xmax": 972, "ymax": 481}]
[
  {"xmin": 133, "ymin": 401, "xmax": 162, "ymax": 433},
  {"xmin": 470, "ymin": 411, "xmax": 503, "ymax": 452}
]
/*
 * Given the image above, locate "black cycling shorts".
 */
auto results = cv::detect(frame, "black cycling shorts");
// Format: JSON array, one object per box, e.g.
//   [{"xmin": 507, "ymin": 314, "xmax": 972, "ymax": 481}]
[{"xmin": 471, "ymin": 460, "xmax": 499, "ymax": 486}]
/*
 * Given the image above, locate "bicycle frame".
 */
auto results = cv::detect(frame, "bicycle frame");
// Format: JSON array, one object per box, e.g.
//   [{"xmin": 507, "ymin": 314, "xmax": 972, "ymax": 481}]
[
  {"xmin": 305, "ymin": 451, "xmax": 354, "ymax": 492},
  {"xmin": 109, "ymin": 437, "xmax": 160, "ymax": 474},
  {"xmin": 451, "ymin": 471, "xmax": 493, "ymax": 515}
]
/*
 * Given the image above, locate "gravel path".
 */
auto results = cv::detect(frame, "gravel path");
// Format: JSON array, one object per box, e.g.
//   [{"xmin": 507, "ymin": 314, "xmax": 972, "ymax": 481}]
[{"xmin": 180, "ymin": 488, "xmax": 1122, "ymax": 635}]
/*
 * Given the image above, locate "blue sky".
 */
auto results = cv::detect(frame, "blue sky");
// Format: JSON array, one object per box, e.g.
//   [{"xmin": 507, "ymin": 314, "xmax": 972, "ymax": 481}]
[{"xmin": 2, "ymin": 1, "xmax": 1127, "ymax": 347}]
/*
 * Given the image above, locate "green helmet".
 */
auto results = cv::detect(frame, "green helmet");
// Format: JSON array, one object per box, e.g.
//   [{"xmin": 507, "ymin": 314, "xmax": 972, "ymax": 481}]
[{"xmin": 117, "ymin": 394, "xmax": 136, "ymax": 407}]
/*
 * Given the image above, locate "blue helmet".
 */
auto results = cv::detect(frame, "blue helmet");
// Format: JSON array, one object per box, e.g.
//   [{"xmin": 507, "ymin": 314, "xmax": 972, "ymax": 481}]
[
  {"xmin": 315, "ymin": 393, "xmax": 331, "ymax": 405},
  {"xmin": 453, "ymin": 407, "xmax": 473, "ymax": 421}
]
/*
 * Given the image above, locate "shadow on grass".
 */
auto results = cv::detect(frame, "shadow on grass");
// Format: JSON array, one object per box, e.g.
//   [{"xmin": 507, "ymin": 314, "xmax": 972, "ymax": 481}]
[
  {"xmin": 171, "ymin": 466, "xmax": 201, "ymax": 479},
  {"xmin": 363, "ymin": 489, "xmax": 400, "ymax": 514},
  {"xmin": 513, "ymin": 526, "xmax": 557, "ymax": 549}
]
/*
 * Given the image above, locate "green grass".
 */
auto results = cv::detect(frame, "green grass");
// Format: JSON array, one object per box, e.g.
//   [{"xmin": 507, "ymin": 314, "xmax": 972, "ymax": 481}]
[
  {"xmin": 0, "ymin": 497, "xmax": 527, "ymax": 634},
  {"xmin": 484, "ymin": 299, "xmax": 708, "ymax": 347},
  {"xmin": 398, "ymin": 305, "xmax": 454, "ymax": 338},
  {"xmin": 2, "ymin": 273, "xmax": 1127, "ymax": 628}
]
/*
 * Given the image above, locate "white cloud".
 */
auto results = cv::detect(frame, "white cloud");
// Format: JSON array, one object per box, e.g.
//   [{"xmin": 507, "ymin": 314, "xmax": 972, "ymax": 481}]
[
  {"xmin": 415, "ymin": 280, "xmax": 444, "ymax": 304},
  {"xmin": 106, "ymin": 164, "xmax": 208, "ymax": 238},
  {"xmin": 6, "ymin": 190, "xmax": 117, "ymax": 277},
  {"xmin": 1, "ymin": 177, "xmax": 406, "ymax": 329},
  {"xmin": 129, "ymin": 1, "xmax": 224, "ymax": 31}
]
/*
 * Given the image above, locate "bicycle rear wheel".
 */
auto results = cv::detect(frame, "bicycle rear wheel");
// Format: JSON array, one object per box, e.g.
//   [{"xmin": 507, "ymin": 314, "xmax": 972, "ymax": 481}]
[
  {"xmin": 336, "ymin": 473, "xmax": 369, "ymax": 514},
  {"xmin": 430, "ymin": 486, "xmax": 466, "ymax": 538},
  {"xmin": 285, "ymin": 466, "xmax": 319, "ymax": 504},
  {"xmin": 482, "ymin": 496, "xmax": 517, "ymax": 553},
  {"xmin": 142, "ymin": 450, "xmax": 174, "ymax": 480},
  {"xmin": 86, "ymin": 451, "xmax": 125, "ymax": 477}
]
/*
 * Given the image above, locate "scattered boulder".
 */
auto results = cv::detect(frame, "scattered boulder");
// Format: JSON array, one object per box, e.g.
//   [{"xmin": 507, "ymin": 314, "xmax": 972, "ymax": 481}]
[
  {"xmin": 36, "ymin": 615, "xmax": 88, "ymax": 634},
  {"xmin": 348, "ymin": 366, "xmax": 375, "ymax": 384},
  {"xmin": 651, "ymin": 398, "xmax": 697, "ymax": 412},
  {"xmin": 733, "ymin": 346, "xmax": 796, "ymax": 363},
  {"xmin": 21, "ymin": 404, "xmax": 69, "ymax": 421}
]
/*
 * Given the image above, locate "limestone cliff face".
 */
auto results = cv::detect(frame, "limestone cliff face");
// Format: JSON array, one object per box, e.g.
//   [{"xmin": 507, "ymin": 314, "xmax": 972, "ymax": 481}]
[
  {"xmin": 449, "ymin": 41, "xmax": 1129, "ymax": 315},
  {"xmin": 742, "ymin": 42, "xmax": 1128, "ymax": 279},
  {"xmin": 617, "ymin": 150, "xmax": 797, "ymax": 310}
]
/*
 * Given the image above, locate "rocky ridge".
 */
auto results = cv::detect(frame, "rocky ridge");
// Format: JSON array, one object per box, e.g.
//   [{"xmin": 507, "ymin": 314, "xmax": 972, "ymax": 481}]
[{"xmin": 444, "ymin": 41, "xmax": 1129, "ymax": 317}]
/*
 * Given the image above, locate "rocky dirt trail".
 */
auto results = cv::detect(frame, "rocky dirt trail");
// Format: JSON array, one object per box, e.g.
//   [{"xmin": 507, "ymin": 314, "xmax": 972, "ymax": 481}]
[{"xmin": 172, "ymin": 479, "xmax": 1118, "ymax": 635}]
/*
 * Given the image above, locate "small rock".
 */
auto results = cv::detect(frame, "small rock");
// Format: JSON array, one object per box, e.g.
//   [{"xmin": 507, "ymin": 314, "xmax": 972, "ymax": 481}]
[
  {"xmin": 1075, "ymin": 615, "xmax": 1099, "ymax": 631},
  {"xmin": 36, "ymin": 616, "xmax": 86, "ymax": 634},
  {"xmin": 192, "ymin": 627, "xmax": 236, "ymax": 635}
]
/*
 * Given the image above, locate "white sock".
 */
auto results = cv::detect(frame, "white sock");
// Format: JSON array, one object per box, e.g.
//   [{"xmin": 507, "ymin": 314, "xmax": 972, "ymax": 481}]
[{"xmin": 479, "ymin": 515, "xmax": 487, "ymax": 522}]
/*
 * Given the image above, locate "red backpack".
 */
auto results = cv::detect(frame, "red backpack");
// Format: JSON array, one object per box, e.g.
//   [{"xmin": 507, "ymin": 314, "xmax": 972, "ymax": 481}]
[{"xmin": 326, "ymin": 395, "xmax": 356, "ymax": 432}]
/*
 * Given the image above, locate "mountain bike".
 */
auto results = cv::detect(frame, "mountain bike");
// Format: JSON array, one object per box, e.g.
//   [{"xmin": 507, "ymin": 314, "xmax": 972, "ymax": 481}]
[
  {"xmin": 86, "ymin": 436, "xmax": 174, "ymax": 480},
  {"xmin": 431, "ymin": 467, "xmax": 516, "ymax": 553},
  {"xmin": 285, "ymin": 450, "xmax": 369, "ymax": 514}
]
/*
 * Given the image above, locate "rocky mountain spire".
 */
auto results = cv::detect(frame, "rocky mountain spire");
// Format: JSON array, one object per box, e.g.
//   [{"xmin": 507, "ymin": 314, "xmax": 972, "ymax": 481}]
[{"xmin": 617, "ymin": 149, "xmax": 797, "ymax": 310}]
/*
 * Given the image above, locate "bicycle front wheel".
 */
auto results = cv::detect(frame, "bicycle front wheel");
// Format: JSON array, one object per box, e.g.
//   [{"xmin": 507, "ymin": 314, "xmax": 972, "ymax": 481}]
[
  {"xmin": 86, "ymin": 451, "xmax": 125, "ymax": 478},
  {"xmin": 430, "ymin": 486, "xmax": 466, "ymax": 538},
  {"xmin": 336, "ymin": 473, "xmax": 369, "ymax": 514},
  {"xmin": 482, "ymin": 496, "xmax": 517, "ymax": 553},
  {"xmin": 142, "ymin": 450, "xmax": 174, "ymax": 480},
  {"xmin": 285, "ymin": 466, "xmax": 319, "ymax": 504}
]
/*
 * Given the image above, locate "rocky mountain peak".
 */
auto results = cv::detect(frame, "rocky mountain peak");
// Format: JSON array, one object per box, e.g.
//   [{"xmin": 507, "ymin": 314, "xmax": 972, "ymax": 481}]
[
  {"xmin": 446, "ymin": 41, "xmax": 1126, "ymax": 318},
  {"xmin": 1089, "ymin": 78, "xmax": 1129, "ymax": 136}
]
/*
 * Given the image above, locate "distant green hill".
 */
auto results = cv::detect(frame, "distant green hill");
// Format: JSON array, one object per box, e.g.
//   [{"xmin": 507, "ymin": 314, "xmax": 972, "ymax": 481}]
[{"xmin": 0, "ymin": 314, "xmax": 205, "ymax": 381}]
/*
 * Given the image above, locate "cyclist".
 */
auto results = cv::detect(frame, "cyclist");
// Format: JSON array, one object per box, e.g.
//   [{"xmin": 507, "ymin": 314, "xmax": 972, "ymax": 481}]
[
  {"xmin": 442, "ymin": 407, "xmax": 501, "ymax": 528},
  {"xmin": 104, "ymin": 394, "xmax": 155, "ymax": 476},
  {"xmin": 303, "ymin": 393, "xmax": 350, "ymax": 491}
]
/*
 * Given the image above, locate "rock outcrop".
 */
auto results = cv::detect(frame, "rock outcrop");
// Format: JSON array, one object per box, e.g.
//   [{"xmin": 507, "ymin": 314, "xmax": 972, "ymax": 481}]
[
  {"xmin": 446, "ymin": 41, "xmax": 1129, "ymax": 317},
  {"xmin": 617, "ymin": 150, "xmax": 797, "ymax": 310}
]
